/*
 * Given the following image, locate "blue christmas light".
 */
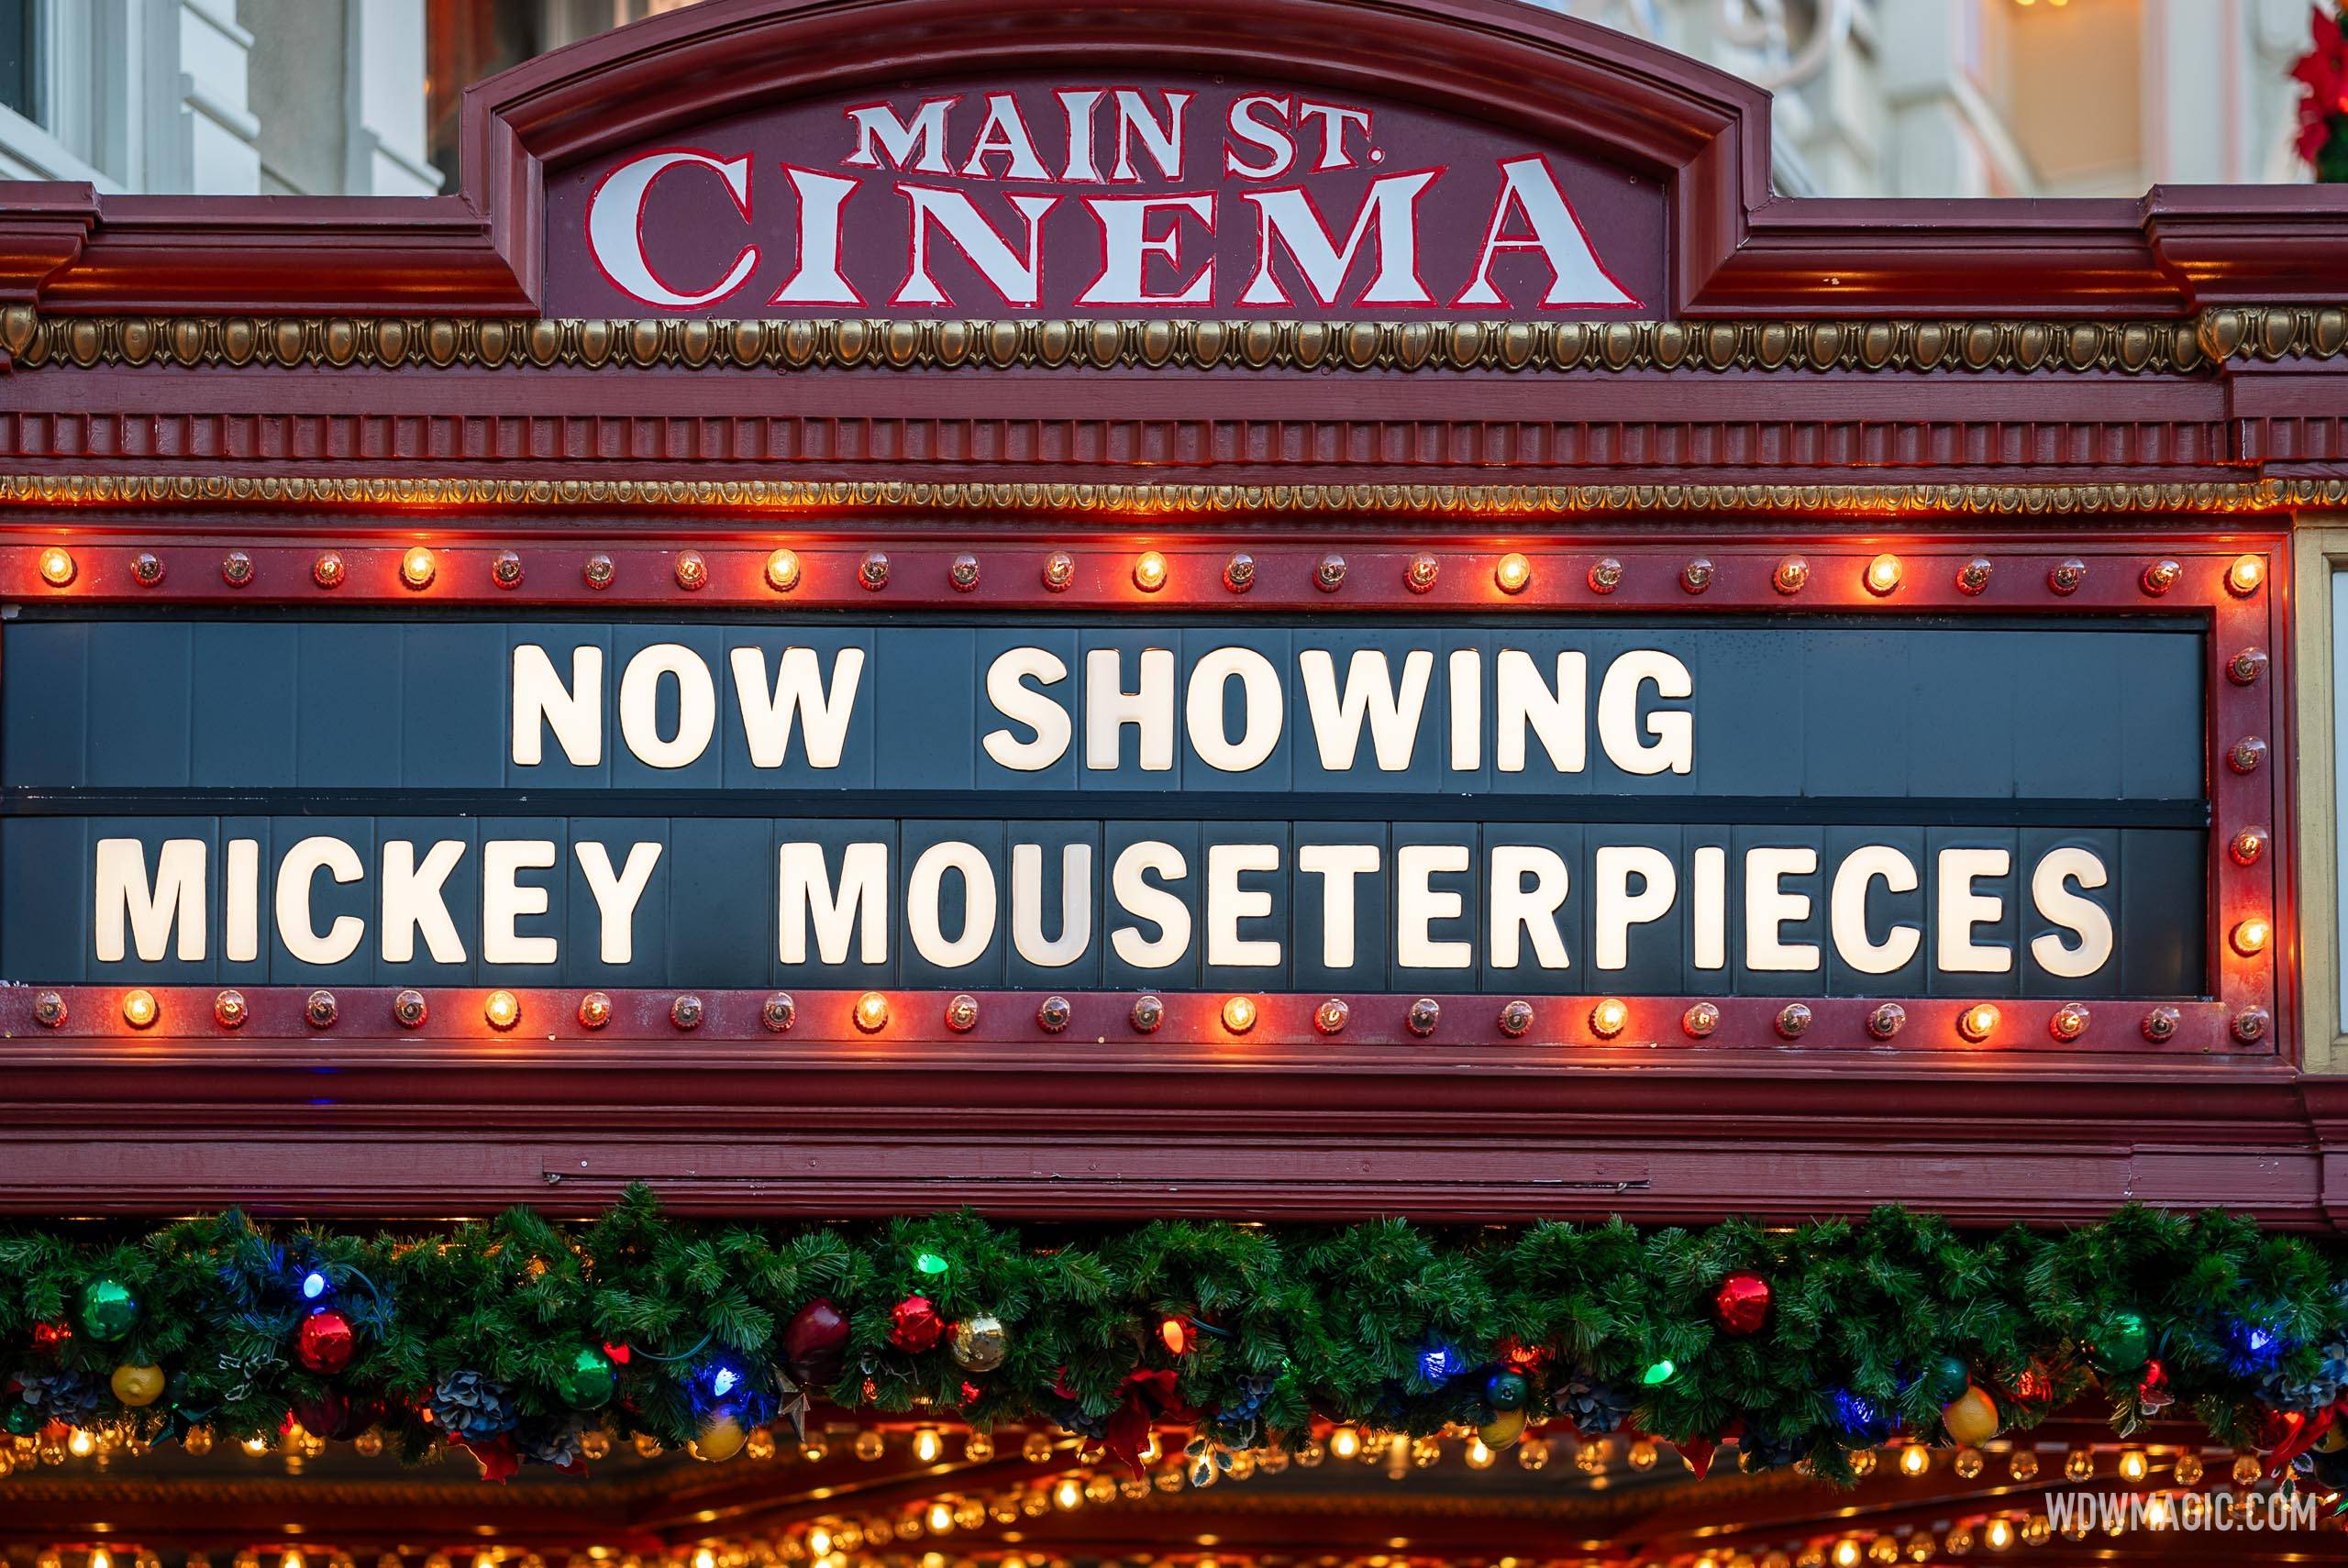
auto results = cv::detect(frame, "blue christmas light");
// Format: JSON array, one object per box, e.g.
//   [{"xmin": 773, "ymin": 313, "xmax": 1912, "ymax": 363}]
[
  {"xmin": 709, "ymin": 1364, "xmax": 742, "ymax": 1399},
  {"xmin": 2224, "ymin": 1314, "xmax": 2292, "ymax": 1377},
  {"xmin": 1830, "ymin": 1388, "xmax": 1890, "ymax": 1443},
  {"xmin": 1418, "ymin": 1342, "xmax": 1466, "ymax": 1383},
  {"xmin": 301, "ymin": 1270, "xmax": 329, "ymax": 1301}
]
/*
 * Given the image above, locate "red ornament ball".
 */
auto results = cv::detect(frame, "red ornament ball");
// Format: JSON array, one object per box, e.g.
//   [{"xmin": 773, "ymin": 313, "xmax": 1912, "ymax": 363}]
[
  {"xmin": 1712, "ymin": 1273, "xmax": 1772, "ymax": 1337},
  {"xmin": 296, "ymin": 1309, "xmax": 357, "ymax": 1375},
  {"xmin": 890, "ymin": 1295, "xmax": 945, "ymax": 1353},
  {"xmin": 781, "ymin": 1297, "xmax": 848, "ymax": 1386}
]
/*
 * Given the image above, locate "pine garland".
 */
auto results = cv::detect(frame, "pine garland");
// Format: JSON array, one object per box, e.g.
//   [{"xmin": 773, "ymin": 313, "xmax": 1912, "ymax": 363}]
[{"xmin": 0, "ymin": 1194, "xmax": 2342, "ymax": 1481}]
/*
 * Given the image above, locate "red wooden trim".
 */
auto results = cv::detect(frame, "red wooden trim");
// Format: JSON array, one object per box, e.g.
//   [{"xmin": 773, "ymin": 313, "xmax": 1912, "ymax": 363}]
[{"xmin": 6, "ymin": 0, "xmax": 2348, "ymax": 316}]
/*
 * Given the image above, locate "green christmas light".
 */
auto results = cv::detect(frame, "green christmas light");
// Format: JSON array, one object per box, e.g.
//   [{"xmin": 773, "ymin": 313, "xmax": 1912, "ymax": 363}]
[
  {"xmin": 914, "ymin": 1252, "xmax": 950, "ymax": 1276},
  {"xmin": 1641, "ymin": 1358, "xmax": 1677, "ymax": 1386}
]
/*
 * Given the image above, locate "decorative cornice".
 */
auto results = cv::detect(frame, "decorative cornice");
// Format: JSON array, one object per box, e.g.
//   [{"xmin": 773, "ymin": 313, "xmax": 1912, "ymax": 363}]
[
  {"xmin": 0, "ymin": 472, "xmax": 2333, "ymax": 514},
  {"xmin": 0, "ymin": 305, "xmax": 2339, "ymax": 377}
]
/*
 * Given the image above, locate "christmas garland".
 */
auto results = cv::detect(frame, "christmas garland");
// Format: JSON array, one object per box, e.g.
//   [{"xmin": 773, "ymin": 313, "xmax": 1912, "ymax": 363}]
[{"xmin": 2, "ymin": 1194, "xmax": 2345, "ymax": 1489}]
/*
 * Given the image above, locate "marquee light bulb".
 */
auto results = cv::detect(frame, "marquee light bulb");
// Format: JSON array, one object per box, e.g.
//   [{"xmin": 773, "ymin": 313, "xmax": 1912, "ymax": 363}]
[
  {"xmin": 1494, "ymin": 552, "xmax": 1532, "ymax": 594},
  {"xmin": 483, "ymin": 989, "xmax": 520, "ymax": 1031},
  {"xmin": 1054, "ymin": 1475, "xmax": 1085, "ymax": 1508},
  {"xmin": 1328, "ymin": 1426, "xmax": 1361, "ymax": 1460},
  {"xmin": 2118, "ymin": 1448, "xmax": 2148, "ymax": 1482},
  {"xmin": 1221, "ymin": 994, "xmax": 1257, "ymax": 1034},
  {"xmin": 121, "ymin": 989, "xmax": 158, "ymax": 1029},
  {"xmin": 766, "ymin": 548, "xmax": 800, "ymax": 591},
  {"xmin": 1133, "ymin": 550, "xmax": 1168, "ymax": 591},
  {"xmin": 37, "ymin": 547, "xmax": 74, "ymax": 586},
  {"xmin": 913, "ymin": 1427, "xmax": 943, "ymax": 1463},
  {"xmin": 89, "ymin": 1550, "xmax": 112, "ymax": 1568},
  {"xmin": 2232, "ymin": 916, "xmax": 2271, "ymax": 955},
  {"xmin": 67, "ymin": 1428, "xmax": 94, "ymax": 1456},
  {"xmin": 1865, "ymin": 553, "xmax": 1901, "ymax": 595},
  {"xmin": 1984, "ymin": 1517, "xmax": 2016, "ymax": 1551},
  {"xmin": 804, "ymin": 1529, "xmax": 832, "ymax": 1557},
  {"xmin": 926, "ymin": 1501, "xmax": 954, "ymax": 1533},
  {"xmin": 242, "ymin": 1434, "xmax": 269, "ymax": 1455},
  {"xmin": 1465, "ymin": 1437, "xmax": 1495, "ymax": 1469},
  {"xmin": 401, "ymin": 546, "xmax": 437, "ymax": 588},
  {"xmin": 691, "ymin": 1554, "xmax": 714, "ymax": 1568},
  {"xmin": 1899, "ymin": 1443, "xmax": 1930, "ymax": 1475},
  {"xmin": 1958, "ymin": 1003, "xmax": 1999, "ymax": 1042},
  {"xmin": 1589, "ymin": 998, "xmax": 1628, "ymax": 1039},
  {"xmin": 2227, "ymin": 554, "xmax": 2265, "ymax": 595},
  {"xmin": 854, "ymin": 991, "xmax": 890, "ymax": 1032},
  {"xmin": 1832, "ymin": 1543, "xmax": 1861, "ymax": 1568}
]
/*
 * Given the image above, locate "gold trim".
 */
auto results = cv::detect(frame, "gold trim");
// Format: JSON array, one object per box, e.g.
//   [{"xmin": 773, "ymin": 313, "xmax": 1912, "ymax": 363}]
[
  {"xmin": 0, "ymin": 304, "xmax": 2338, "ymax": 375},
  {"xmin": 0, "ymin": 473, "xmax": 2333, "ymax": 513}
]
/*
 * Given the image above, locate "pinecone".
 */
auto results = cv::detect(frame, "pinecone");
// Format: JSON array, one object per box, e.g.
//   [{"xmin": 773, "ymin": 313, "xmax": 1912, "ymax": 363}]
[
  {"xmin": 518, "ymin": 1414, "xmax": 588, "ymax": 1469},
  {"xmin": 2261, "ymin": 1336, "xmax": 2348, "ymax": 1413},
  {"xmin": 14, "ymin": 1369, "xmax": 102, "ymax": 1422},
  {"xmin": 1550, "ymin": 1367, "xmax": 1633, "ymax": 1435},
  {"xmin": 428, "ymin": 1370, "xmax": 518, "ymax": 1439}
]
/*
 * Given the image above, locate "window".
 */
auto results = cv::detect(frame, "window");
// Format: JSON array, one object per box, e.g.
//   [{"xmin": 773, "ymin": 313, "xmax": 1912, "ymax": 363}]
[{"xmin": 0, "ymin": 0, "xmax": 38, "ymax": 125}]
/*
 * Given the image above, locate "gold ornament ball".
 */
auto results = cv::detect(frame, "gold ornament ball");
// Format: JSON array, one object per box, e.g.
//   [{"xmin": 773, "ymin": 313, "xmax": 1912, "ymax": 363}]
[
  {"xmin": 1477, "ymin": 1406, "xmax": 1529, "ymax": 1452},
  {"xmin": 183, "ymin": 1426, "xmax": 215, "ymax": 1457},
  {"xmin": 952, "ymin": 1313, "xmax": 1009, "ymax": 1373},
  {"xmin": 1942, "ymin": 1386, "xmax": 2002, "ymax": 1447},
  {"xmin": 110, "ymin": 1363, "xmax": 165, "ymax": 1408},
  {"xmin": 690, "ymin": 1415, "xmax": 748, "ymax": 1463}
]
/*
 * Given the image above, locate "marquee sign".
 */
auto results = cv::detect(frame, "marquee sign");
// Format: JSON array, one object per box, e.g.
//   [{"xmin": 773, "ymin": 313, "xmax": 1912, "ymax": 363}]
[
  {"xmin": 0, "ymin": 536, "xmax": 2280, "ymax": 1057},
  {"xmin": 542, "ymin": 74, "xmax": 1662, "ymax": 317}
]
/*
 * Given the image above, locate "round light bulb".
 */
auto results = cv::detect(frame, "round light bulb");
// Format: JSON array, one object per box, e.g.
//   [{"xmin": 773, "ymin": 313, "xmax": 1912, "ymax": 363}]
[
  {"xmin": 2232, "ymin": 917, "xmax": 2270, "ymax": 955},
  {"xmin": 37, "ymin": 547, "xmax": 74, "ymax": 586},
  {"xmin": 766, "ymin": 548, "xmax": 801, "ymax": 591},
  {"xmin": 1221, "ymin": 994, "xmax": 1257, "ymax": 1034},
  {"xmin": 401, "ymin": 546, "xmax": 437, "ymax": 588},
  {"xmin": 2228, "ymin": 554, "xmax": 2265, "ymax": 595},
  {"xmin": 1133, "ymin": 550, "xmax": 1168, "ymax": 591},
  {"xmin": 483, "ymin": 990, "xmax": 520, "ymax": 1031},
  {"xmin": 1329, "ymin": 1426, "xmax": 1361, "ymax": 1461},
  {"xmin": 1465, "ymin": 1437, "xmax": 1495, "ymax": 1469},
  {"xmin": 1865, "ymin": 554, "xmax": 1901, "ymax": 595},
  {"xmin": 1984, "ymin": 1517, "xmax": 2015, "ymax": 1551},
  {"xmin": 121, "ymin": 989, "xmax": 158, "ymax": 1029},
  {"xmin": 1054, "ymin": 1476, "xmax": 1084, "ymax": 1508},
  {"xmin": 913, "ymin": 1428, "xmax": 942, "ymax": 1463},
  {"xmin": 242, "ymin": 1435, "xmax": 269, "ymax": 1455},
  {"xmin": 805, "ymin": 1529, "xmax": 832, "ymax": 1557},
  {"xmin": 1958, "ymin": 1003, "xmax": 1999, "ymax": 1043},
  {"xmin": 1493, "ymin": 553, "xmax": 1532, "ymax": 594},
  {"xmin": 1589, "ymin": 997, "xmax": 1629, "ymax": 1039},
  {"xmin": 926, "ymin": 1502, "xmax": 953, "ymax": 1533},
  {"xmin": 67, "ymin": 1428, "xmax": 94, "ymax": 1456},
  {"xmin": 853, "ymin": 991, "xmax": 890, "ymax": 1032},
  {"xmin": 690, "ymin": 1554, "xmax": 712, "ymax": 1568},
  {"xmin": 1899, "ymin": 1443, "xmax": 1930, "ymax": 1475},
  {"xmin": 1833, "ymin": 1541, "xmax": 1861, "ymax": 1568},
  {"xmin": 2119, "ymin": 1449, "xmax": 2148, "ymax": 1482}
]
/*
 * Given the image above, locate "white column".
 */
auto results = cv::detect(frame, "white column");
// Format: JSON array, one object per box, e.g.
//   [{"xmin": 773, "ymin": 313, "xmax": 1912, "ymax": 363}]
[
  {"xmin": 342, "ymin": 0, "xmax": 441, "ymax": 195},
  {"xmin": 145, "ymin": 0, "xmax": 261, "ymax": 193}
]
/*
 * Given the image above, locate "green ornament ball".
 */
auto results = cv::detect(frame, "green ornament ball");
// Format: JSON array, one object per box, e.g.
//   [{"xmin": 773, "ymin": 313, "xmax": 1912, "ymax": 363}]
[
  {"xmin": 77, "ymin": 1277, "xmax": 139, "ymax": 1343},
  {"xmin": 1484, "ymin": 1370, "xmax": 1530, "ymax": 1412},
  {"xmin": 2, "ymin": 1400, "xmax": 41, "ymax": 1436},
  {"xmin": 2097, "ymin": 1310, "xmax": 2151, "ymax": 1374},
  {"xmin": 555, "ymin": 1346, "xmax": 617, "ymax": 1410},
  {"xmin": 1924, "ymin": 1354, "xmax": 1972, "ymax": 1404}
]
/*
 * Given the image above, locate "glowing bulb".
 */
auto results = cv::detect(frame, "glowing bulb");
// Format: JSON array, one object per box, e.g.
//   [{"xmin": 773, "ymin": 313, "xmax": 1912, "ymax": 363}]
[
  {"xmin": 1865, "ymin": 554, "xmax": 1901, "ymax": 595},
  {"xmin": 1054, "ymin": 1476, "xmax": 1084, "ymax": 1508},
  {"xmin": 121, "ymin": 989, "xmax": 158, "ymax": 1029},
  {"xmin": 37, "ymin": 547, "xmax": 74, "ymax": 586},
  {"xmin": 1589, "ymin": 998, "xmax": 1628, "ymax": 1039},
  {"xmin": 1329, "ymin": 1426, "xmax": 1362, "ymax": 1461},
  {"xmin": 483, "ymin": 989, "xmax": 519, "ymax": 1030},
  {"xmin": 301, "ymin": 1270, "xmax": 329, "ymax": 1300},
  {"xmin": 1221, "ymin": 994, "xmax": 1257, "ymax": 1034},
  {"xmin": 1984, "ymin": 1517, "xmax": 2015, "ymax": 1551},
  {"xmin": 1159, "ymin": 1315, "xmax": 1191, "ymax": 1355},
  {"xmin": 2232, "ymin": 917, "xmax": 2270, "ymax": 955},
  {"xmin": 926, "ymin": 1501, "xmax": 954, "ymax": 1533},
  {"xmin": 90, "ymin": 1551, "xmax": 113, "ymax": 1568},
  {"xmin": 1494, "ymin": 553, "xmax": 1531, "ymax": 594},
  {"xmin": 1958, "ymin": 1003, "xmax": 1999, "ymax": 1043},
  {"xmin": 282, "ymin": 1551, "xmax": 305, "ymax": 1568},
  {"xmin": 913, "ymin": 1428, "xmax": 943, "ymax": 1463},
  {"xmin": 400, "ymin": 546, "xmax": 437, "ymax": 588},
  {"xmin": 1833, "ymin": 1540, "xmax": 1861, "ymax": 1568},
  {"xmin": 2228, "ymin": 554, "xmax": 2265, "ymax": 595},
  {"xmin": 1628, "ymin": 1438, "xmax": 1657, "ymax": 1470},
  {"xmin": 242, "ymin": 1435, "xmax": 269, "ymax": 1455},
  {"xmin": 67, "ymin": 1428, "xmax": 94, "ymax": 1456},
  {"xmin": 805, "ymin": 1529, "xmax": 832, "ymax": 1557},
  {"xmin": 766, "ymin": 548, "xmax": 801, "ymax": 591},
  {"xmin": 854, "ymin": 991, "xmax": 890, "ymax": 1032},
  {"xmin": 1899, "ymin": 1443, "xmax": 1930, "ymax": 1475},
  {"xmin": 1133, "ymin": 551, "xmax": 1168, "ymax": 591},
  {"xmin": 914, "ymin": 1251, "xmax": 949, "ymax": 1275},
  {"xmin": 1465, "ymin": 1437, "xmax": 1495, "ymax": 1469},
  {"xmin": 1640, "ymin": 1358, "xmax": 1676, "ymax": 1386},
  {"xmin": 2119, "ymin": 1449, "xmax": 2148, "ymax": 1482}
]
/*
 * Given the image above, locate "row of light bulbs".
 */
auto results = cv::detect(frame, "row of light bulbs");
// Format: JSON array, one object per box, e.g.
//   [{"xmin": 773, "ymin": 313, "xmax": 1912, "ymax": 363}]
[
  {"xmin": 28, "ymin": 545, "xmax": 2268, "ymax": 601},
  {"xmin": 54, "ymin": 985, "xmax": 2265, "ymax": 1049}
]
